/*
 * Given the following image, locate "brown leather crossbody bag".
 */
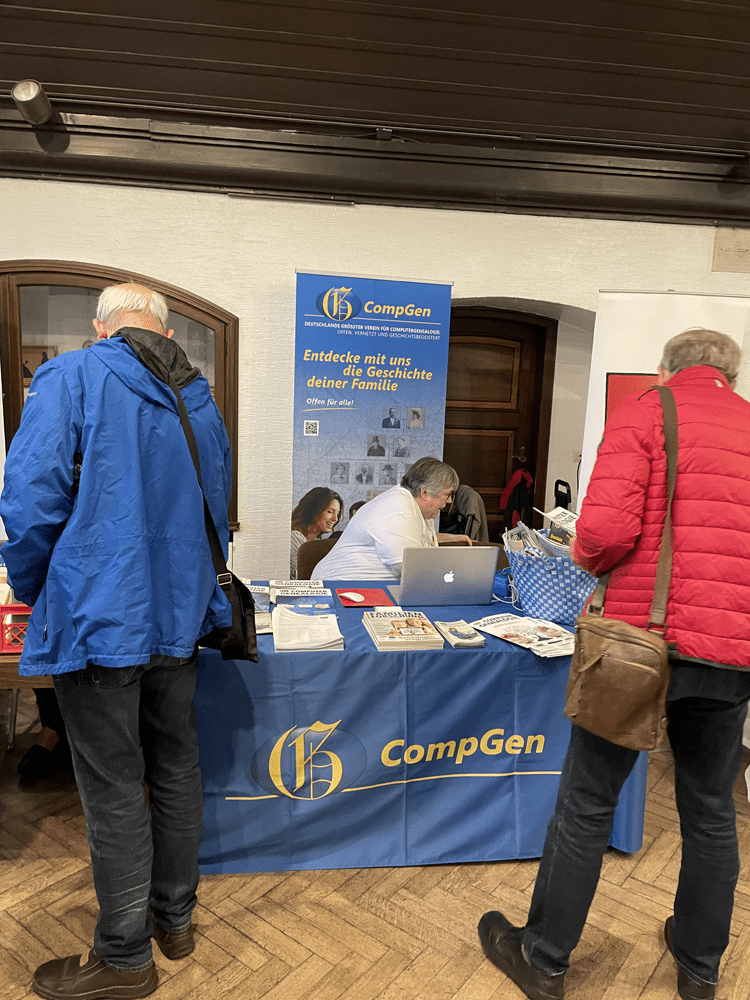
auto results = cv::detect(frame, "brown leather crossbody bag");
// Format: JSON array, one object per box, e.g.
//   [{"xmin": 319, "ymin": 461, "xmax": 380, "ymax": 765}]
[{"xmin": 564, "ymin": 385, "xmax": 677, "ymax": 751}]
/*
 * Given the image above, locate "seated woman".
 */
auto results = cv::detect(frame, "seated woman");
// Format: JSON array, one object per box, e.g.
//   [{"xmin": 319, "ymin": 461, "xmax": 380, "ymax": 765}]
[
  {"xmin": 314, "ymin": 456, "xmax": 470, "ymax": 581},
  {"xmin": 290, "ymin": 487, "xmax": 343, "ymax": 578}
]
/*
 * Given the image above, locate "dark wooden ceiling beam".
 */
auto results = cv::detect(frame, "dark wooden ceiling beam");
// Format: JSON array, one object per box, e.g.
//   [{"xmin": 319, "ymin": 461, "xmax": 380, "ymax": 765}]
[{"xmin": 1, "ymin": 113, "xmax": 749, "ymax": 225}]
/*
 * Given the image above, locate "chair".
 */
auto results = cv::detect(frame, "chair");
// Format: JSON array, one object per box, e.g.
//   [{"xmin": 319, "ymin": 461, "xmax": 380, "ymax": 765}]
[
  {"xmin": 441, "ymin": 485, "xmax": 490, "ymax": 542},
  {"xmin": 296, "ymin": 537, "xmax": 337, "ymax": 580},
  {"xmin": 0, "ymin": 656, "xmax": 54, "ymax": 751}
]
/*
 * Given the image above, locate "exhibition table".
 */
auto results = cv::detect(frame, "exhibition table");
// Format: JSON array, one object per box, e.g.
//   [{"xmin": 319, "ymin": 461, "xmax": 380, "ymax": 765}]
[{"xmin": 194, "ymin": 584, "xmax": 648, "ymax": 874}]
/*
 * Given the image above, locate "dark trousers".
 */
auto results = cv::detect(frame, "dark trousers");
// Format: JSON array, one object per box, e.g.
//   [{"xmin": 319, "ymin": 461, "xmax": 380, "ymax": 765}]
[
  {"xmin": 520, "ymin": 662, "xmax": 750, "ymax": 987},
  {"xmin": 54, "ymin": 653, "xmax": 203, "ymax": 970},
  {"xmin": 33, "ymin": 686, "xmax": 67, "ymax": 741}
]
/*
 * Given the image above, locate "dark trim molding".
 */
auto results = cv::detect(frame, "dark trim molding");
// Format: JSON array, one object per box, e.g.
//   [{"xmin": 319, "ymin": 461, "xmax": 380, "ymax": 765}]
[{"xmin": 1, "ymin": 112, "xmax": 750, "ymax": 225}]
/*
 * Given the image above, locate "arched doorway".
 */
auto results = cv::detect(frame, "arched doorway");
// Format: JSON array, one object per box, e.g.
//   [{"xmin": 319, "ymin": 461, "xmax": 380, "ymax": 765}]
[
  {"xmin": 0, "ymin": 260, "xmax": 240, "ymax": 528},
  {"xmin": 444, "ymin": 307, "xmax": 557, "ymax": 541}
]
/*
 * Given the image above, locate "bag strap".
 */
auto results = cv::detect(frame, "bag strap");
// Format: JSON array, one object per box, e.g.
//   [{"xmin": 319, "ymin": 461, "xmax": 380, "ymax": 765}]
[
  {"xmin": 649, "ymin": 385, "xmax": 678, "ymax": 628},
  {"xmin": 588, "ymin": 385, "xmax": 678, "ymax": 632},
  {"xmin": 118, "ymin": 335, "xmax": 232, "ymax": 589}
]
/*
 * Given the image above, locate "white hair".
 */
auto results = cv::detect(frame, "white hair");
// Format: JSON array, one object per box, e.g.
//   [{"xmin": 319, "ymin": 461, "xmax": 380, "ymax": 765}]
[
  {"xmin": 659, "ymin": 328, "xmax": 741, "ymax": 385},
  {"xmin": 96, "ymin": 283, "xmax": 169, "ymax": 330}
]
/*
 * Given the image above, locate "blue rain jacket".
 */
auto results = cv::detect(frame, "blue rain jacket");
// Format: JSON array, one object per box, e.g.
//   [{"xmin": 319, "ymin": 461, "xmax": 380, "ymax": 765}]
[{"xmin": 1, "ymin": 330, "xmax": 233, "ymax": 675}]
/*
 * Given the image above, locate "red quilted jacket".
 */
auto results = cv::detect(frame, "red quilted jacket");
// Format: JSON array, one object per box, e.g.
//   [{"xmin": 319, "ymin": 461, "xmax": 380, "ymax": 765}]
[{"xmin": 574, "ymin": 366, "xmax": 750, "ymax": 669}]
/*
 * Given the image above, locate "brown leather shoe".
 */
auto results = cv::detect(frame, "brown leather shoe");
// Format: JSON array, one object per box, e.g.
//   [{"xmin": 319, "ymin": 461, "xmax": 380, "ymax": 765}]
[
  {"xmin": 32, "ymin": 950, "xmax": 157, "ymax": 1000},
  {"xmin": 478, "ymin": 911, "xmax": 564, "ymax": 1000},
  {"xmin": 664, "ymin": 917, "xmax": 716, "ymax": 1000},
  {"xmin": 153, "ymin": 921, "xmax": 195, "ymax": 960}
]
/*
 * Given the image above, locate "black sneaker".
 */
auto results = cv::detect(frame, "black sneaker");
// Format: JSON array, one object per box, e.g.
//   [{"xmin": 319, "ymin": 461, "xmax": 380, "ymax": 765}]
[{"xmin": 478, "ymin": 911, "xmax": 564, "ymax": 1000}]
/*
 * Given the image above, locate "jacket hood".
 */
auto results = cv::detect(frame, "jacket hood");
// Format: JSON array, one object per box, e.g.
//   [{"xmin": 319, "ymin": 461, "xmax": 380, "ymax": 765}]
[{"xmin": 90, "ymin": 327, "xmax": 201, "ymax": 408}]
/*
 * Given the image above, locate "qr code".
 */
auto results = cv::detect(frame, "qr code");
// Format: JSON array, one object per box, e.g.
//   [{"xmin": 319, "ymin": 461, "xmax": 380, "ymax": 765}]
[{"xmin": 304, "ymin": 420, "xmax": 319, "ymax": 436}]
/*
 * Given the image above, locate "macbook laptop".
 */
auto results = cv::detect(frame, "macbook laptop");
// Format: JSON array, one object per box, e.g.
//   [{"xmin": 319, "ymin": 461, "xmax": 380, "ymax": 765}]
[{"xmin": 388, "ymin": 546, "xmax": 499, "ymax": 606}]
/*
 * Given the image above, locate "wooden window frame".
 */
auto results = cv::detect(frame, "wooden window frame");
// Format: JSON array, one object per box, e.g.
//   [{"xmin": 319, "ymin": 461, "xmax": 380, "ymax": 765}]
[{"xmin": 0, "ymin": 260, "xmax": 239, "ymax": 529}]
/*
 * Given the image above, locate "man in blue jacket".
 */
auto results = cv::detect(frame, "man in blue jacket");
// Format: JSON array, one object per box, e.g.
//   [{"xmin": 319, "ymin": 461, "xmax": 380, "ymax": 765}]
[{"xmin": 1, "ymin": 282, "xmax": 233, "ymax": 1000}]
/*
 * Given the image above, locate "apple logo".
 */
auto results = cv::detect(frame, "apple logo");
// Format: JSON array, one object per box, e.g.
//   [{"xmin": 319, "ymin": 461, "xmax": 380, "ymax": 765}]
[{"xmin": 443, "ymin": 571, "xmax": 454, "ymax": 584}]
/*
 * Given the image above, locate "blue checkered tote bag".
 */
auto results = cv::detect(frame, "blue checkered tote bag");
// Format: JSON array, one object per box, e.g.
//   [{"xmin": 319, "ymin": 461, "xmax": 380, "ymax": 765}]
[{"xmin": 504, "ymin": 531, "xmax": 596, "ymax": 626}]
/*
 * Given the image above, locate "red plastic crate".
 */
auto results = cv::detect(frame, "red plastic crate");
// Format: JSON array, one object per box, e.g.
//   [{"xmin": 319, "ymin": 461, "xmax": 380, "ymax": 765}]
[{"xmin": 0, "ymin": 603, "xmax": 32, "ymax": 653}]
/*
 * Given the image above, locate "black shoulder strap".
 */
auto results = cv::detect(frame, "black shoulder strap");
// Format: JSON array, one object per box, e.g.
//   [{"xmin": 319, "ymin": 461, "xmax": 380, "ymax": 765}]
[{"xmin": 121, "ymin": 337, "xmax": 231, "ymax": 587}]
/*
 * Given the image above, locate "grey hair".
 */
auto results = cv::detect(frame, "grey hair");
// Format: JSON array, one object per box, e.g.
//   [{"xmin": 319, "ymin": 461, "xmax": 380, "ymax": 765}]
[
  {"xmin": 96, "ymin": 283, "xmax": 169, "ymax": 330},
  {"xmin": 400, "ymin": 456, "xmax": 459, "ymax": 498},
  {"xmin": 659, "ymin": 328, "xmax": 741, "ymax": 385}
]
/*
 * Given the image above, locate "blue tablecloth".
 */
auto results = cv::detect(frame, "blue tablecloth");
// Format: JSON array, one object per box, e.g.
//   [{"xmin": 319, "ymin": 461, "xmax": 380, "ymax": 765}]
[{"xmin": 195, "ymin": 583, "xmax": 647, "ymax": 874}]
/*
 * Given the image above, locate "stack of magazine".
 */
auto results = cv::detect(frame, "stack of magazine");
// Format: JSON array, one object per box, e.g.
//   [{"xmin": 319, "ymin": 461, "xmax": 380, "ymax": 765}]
[
  {"xmin": 434, "ymin": 619, "xmax": 485, "ymax": 648},
  {"xmin": 503, "ymin": 508, "xmax": 580, "ymax": 559},
  {"xmin": 472, "ymin": 613, "xmax": 574, "ymax": 657},
  {"xmin": 363, "ymin": 609, "xmax": 444, "ymax": 651},
  {"xmin": 272, "ymin": 604, "xmax": 344, "ymax": 652}
]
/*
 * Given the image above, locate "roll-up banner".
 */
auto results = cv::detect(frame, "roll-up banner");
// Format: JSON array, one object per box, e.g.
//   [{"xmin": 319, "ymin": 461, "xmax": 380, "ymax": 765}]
[{"xmin": 292, "ymin": 272, "xmax": 452, "ymax": 532}]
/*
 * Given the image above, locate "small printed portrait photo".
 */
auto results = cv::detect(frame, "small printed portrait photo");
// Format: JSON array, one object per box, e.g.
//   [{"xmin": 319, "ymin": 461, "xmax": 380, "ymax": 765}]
[
  {"xmin": 379, "ymin": 462, "xmax": 397, "ymax": 486},
  {"xmin": 330, "ymin": 461, "xmax": 349, "ymax": 485},
  {"xmin": 392, "ymin": 436, "xmax": 410, "ymax": 459},
  {"xmin": 407, "ymin": 406, "xmax": 425, "ymax": 430},
  {"xmin": 355, "ymin": 463, "xmax": 374, "ymax": 485},
  {"xmin": 365, "ymin": 487, "xmax": 388, "ymax": 501},
  {"xmin": 381, "ymin": 406, "xmax": 401, "ymax": 429},
  {"xmin": 23, "ymin": 345, "xmax": 58, "ymax": 386},
  {"xmin": 366, "ymin": 434, "xmax": 386, "ymax": 457}
]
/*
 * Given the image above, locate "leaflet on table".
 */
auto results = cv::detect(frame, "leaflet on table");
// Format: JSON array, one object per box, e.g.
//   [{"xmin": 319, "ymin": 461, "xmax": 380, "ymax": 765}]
[
  {"xmin": 270, "ymin": 585, "xmax": 330, "ymax": 602},
  {"xmin": 363, "ymin": 608, "xmax": 444, "ymax": 651},
  {"xmin": 269, "ymin": 579, "xmax": 323, "ymax": 589},
  {"xmin": 335, "ymin": 588, "xmax": 394, "ymax": 607},
  {"xmin": 471, "ymin": 613, "xmax": 574, "ymax": 657},
  {"xmin": 433, "ymin": 619, "xmax": 485, "ymax": 648},
  {"xmin": 271, "ymin": 604, "xmax": 344, "ymax": 651},
  {"xmin": 254, "ymin": 610, "xmax": 273, "ymax": 634},
  {"xmin": 240, "ymin": 583, "xmax": 270, "ymax": 612},
  {"xmin": 274, "ymin": 593, "xmax": 336, "ymax": 615}
]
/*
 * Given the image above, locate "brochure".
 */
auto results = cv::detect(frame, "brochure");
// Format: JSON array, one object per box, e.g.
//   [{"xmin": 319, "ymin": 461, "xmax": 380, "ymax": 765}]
[
  {"xmin": 471, "ymin": 613, "xmax": 574, "ymax": 658},
  {"xmin": 254, "ymin": 610, "xmax": 273, "ymax": 634},
  {"xmin": 434, "ymin": 619, "xmax": 485, "ymax": 648},
  {"xmin": 272, "ymin": 604, "xmax": 344, "ymax": 651},
  {"xmin": 241, "ymin": 583, "xmax": 270, "ymax": 612},
  {"xmin": 274, "ymin": 593, "xmax": 336, "ymax": 615},
  {"xmin": 271, "ymin": 584, "xmax": 333, "ymax": 604}
]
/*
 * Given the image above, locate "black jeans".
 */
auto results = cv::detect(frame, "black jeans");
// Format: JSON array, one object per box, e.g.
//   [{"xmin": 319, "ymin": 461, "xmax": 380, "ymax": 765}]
[
  {"xmin": 54, "ymin": 653, "xmax": 202, "ymax": 970},
  {"xmin": 519, "ymin": 662, "xmax": 750, "ymax": 987}
]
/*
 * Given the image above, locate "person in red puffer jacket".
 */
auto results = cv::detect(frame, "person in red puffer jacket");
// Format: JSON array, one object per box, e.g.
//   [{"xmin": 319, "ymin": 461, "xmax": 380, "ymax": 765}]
[{"xmin": 479, "ymin": 329, "xmax": 750, "ymax": 1000}]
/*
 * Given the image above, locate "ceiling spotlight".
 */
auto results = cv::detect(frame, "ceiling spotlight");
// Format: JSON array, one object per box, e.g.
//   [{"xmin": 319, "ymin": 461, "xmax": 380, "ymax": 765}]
[{"xmin": 11, "ymin": 79, "xmax": 53, "ymax": 125}]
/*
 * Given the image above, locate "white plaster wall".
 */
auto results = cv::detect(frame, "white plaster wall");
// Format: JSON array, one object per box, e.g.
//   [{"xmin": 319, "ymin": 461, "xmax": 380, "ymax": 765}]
[{"xmin": 2, "ymin": 177, "xmax": 749, "ymax": 577}]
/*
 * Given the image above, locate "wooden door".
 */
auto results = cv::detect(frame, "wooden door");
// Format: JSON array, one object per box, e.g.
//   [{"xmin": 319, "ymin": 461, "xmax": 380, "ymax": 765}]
[{"xmin": 443, "ymin": 309, "xmax": 557, "ymax": 541}]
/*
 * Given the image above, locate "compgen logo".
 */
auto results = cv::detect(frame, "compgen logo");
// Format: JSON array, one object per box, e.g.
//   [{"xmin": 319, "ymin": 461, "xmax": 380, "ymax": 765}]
[
  {"xmin": 316, "ymin": 287, "xmax": 362, "ymax": 321},
  {"xmin": 251, "ymin": 720, "xmax": 367, "ymax": 800}
]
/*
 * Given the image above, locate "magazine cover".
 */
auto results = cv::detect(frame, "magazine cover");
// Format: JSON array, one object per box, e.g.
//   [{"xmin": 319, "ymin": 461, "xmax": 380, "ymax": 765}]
[{"xmin": 363, "ymin": 609, "xmax": 444, "ymax": 650}]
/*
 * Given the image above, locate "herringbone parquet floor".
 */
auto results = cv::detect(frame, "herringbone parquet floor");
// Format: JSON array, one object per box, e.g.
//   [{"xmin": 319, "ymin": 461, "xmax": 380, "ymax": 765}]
[{"xmin": 3, "ymin": 689, "xmax": 750, "ymax": 1000}]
